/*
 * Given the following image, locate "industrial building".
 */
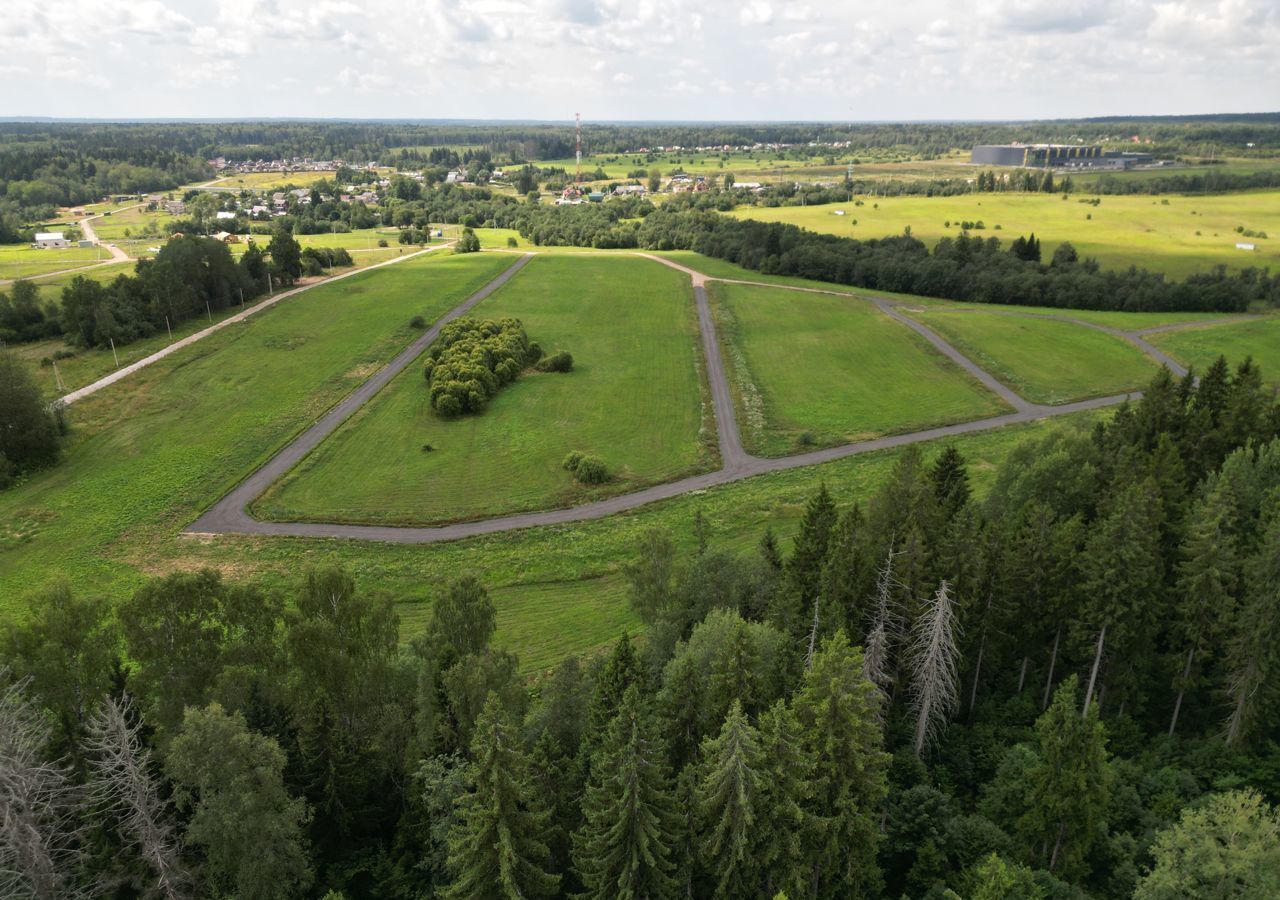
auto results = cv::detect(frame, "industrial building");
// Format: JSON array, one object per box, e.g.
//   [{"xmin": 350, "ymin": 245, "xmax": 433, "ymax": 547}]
[{"xmin": 971, "ymin": 144, "xmax": 1154, "ymax": 169}]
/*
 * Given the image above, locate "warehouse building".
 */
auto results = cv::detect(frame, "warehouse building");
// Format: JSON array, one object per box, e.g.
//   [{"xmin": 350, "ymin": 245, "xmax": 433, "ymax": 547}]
[{"xmin": 971, "ymin": 144, "xmax": 1154, "ymax": 169}]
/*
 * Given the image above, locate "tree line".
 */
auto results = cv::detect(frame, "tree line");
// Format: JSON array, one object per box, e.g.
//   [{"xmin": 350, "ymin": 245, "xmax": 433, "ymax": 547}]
[{"xmin": 3, "ymin": 356, "xmax": 1280, "ymax": 898}]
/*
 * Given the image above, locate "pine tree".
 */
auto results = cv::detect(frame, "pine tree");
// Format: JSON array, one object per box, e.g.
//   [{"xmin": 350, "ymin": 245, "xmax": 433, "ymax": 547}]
[
  {"xmin": 1018, "ymin": 676, "xmax": 1112, "ymax": 880},
  {"xmin": 793, "ymin": 630, "xmax": 889, "ymax": 898},
  {"xmin": 907, "ymin": 581, "xmax": 961, "ymax": 758},
  {"xmin": 445, "ymin": 695, "xmax": 559, "ymax": 899},
  {"xmin": 694, "ymin": 701, "xmax": 763, "ymax": 898},
  {"xmin": 573, "ymin": 685, "xmax": 680, "ymax": 900},
  {"xmin": 583, "ymin": 633, "xmax": 645, "ymax": 764}
]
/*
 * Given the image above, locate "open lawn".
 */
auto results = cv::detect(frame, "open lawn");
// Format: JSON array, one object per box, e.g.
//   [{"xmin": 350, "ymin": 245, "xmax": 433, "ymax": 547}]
[
  {"xmin": 729, "ymin": 191, "xmax": 1280, "ymax": 278},
  {"xmin": 711, "ymin": 282, "xmax": 1010, "ymax": 456},
  {"xmin": 255, "ymin": 255, "xmax": 713, "ymax": 525},
  {"xmin": 906, "ymin": 310, "xmax": 1160, "ymax": 404},
  {"xmin": 1149, "ymin": 318, "xmax": 1280, "ymax": 385},
  {"xmin": 188, "ymin": 170, "xmax": 339, "ymax": 191}
]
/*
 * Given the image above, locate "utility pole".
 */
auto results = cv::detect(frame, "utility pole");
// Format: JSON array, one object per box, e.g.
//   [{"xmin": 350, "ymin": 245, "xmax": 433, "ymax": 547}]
[
  {"xmin": 109, "ymin": 337, "xmax": 119, "ymax": 368},
  {"xmin": 206, "ymin": 300, "xmax": 212, "ymax": 323},
  {"xmin": 52, "ymin": 359, "xmax": 65, "ymax": 393}
]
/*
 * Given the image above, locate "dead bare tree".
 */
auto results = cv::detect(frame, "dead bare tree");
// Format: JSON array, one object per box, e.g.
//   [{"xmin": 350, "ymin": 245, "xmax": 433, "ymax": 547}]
[
  {"xmin": 907, "ymin": 580, "xmax": 962, "ymax": 758},
  {"xmin": 862, "ymin": 544, "xmax": 903, "ymax": 714},
  {"xmin": 84, "ymin": 694, "xmax": 189, "ymax": 900},
  {"xmin": 0, "ymin": 674, "xmax": 84, "ymax": 900}
]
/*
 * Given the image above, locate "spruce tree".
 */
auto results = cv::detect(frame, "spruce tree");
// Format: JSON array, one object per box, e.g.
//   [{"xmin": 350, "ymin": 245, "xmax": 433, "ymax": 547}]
[
  {"xmin": 779, "ymin": 483, "xmax": 838, "ymax": 637},
  {"xmin": 1170, "ymin": 486, "xmax": 1240, "ymax": 736},
  {"xmin": 1018, "ymin": 676, "xmax": 1112, "ymax": 880},
  {"xmin": 694, "ymin": 700, "xmax": 763, "ymax": 898},
  {"xmin": 931, "ymin": 445, "xmax": 972, "ymax": 521},
  {"xmin": 792, "ymin": 630, "xmax": 889, "ymax": 898},
  {"xmin": 754, "ymin": 700, "xmax": 816, "ymax": 898},
  {"xmin": 907, "ymin": 581, "xmax": 961, "ymax": 758},
  {"xmin": 582, "ymin": 633, "xmax": 645, "ymax": 764},
  {"xmin": 573, "ymin": 685, "xmax": 680, "ymax": 900},
  {"xmin": 1225, "ymin": 509, "xmax": 1280, "ymax": 745},
  {"xmin": 445, "ymin": 695, "xmax": 559, "ymax": 899},
  {"xmin": 818, "ymin": 503, "xmax": 871, "ymax": 641}
]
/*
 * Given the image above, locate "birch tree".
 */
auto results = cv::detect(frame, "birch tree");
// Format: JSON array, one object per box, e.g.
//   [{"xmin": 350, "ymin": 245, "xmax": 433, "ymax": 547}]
[{"xmin": 907, "ymin": 580, "xmax": 961, "ymax": 757}]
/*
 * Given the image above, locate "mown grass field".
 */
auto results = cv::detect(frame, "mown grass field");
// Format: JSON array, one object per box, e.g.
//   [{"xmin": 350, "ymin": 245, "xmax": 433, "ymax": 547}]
[
  {"xmin": 1149, "ymin": 318, "xmax": 1280, "ymax": 385},
  {"xmin": 906, "ymin": 310, "xmax": 1161, "ymax": 404},
  {"xmin": 729, "ymin": 191, "xmax": 1280, "ymax": 278},
  {"xmin": 711, "ymin": 282, "xmax": 1010, "ymax": 456},
  {"xmin": 0, "ymin": 250, "xmax": 514, "ymax": 608},
  {"xmin": 0, "ymin": 243, "xmax": 114, "ymax": 280},
  {"xmin": 256, "ymin": 255, "xmax": 713, "ymax": 525}
]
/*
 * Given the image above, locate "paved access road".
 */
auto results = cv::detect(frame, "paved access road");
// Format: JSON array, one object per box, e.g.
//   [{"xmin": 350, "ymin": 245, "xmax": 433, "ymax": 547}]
[{"xmin": 185, "ymin": 250, "xmax": 1239, "ymax": 545}]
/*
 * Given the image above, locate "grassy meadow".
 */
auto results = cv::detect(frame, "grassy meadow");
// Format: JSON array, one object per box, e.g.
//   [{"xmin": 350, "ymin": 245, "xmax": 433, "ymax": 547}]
[
  {"xmin": 728, "ymin": 191, "xmax": 1280, "ymax": 278},
  {"xmin": 255, "ymin": 255, "xmax": 714, "ymax": 525},
  {"xmin": 907, "ymin": 310, "xmax": 1160, "ymax": 404},
  {"xmin": 711, "ymin": 282, "xmax": 1010, "ymax": 456},
  {"xmin": 0, "ymin": 243, "xmax": 115, "ymax": 281},
  {"xmin": 1149, "ymin": 318, "xmax": 1280, "ymax": 385}
]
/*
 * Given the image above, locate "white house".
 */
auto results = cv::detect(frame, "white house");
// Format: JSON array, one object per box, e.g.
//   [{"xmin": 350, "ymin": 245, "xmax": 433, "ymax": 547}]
[
  {"xmin": 1236, "ymin": 242, "xmax": 1256, "ymax": 251},
  {"xmin": 215, "ymin": 210, "xmax": 237, "ymax": 220},
  {"xmin": 33, "ymin": 231, "xmax": 71, "ymax": 249}
]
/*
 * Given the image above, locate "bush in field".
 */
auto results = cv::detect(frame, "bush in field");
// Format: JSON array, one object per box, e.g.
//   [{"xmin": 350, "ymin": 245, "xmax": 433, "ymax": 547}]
[
  {"xmin": 562, "ymin": 450, "xmax": 584, "ymax": 472},
  {"xmin": 537, "ymin": 350, "xmax": 573, "ymax": 373},
  {"xmin": 409, "ymin": 315, "xmax": 426, "ymax": 329},
  {"xmin": 571, "ymin": 455, "xmax": 609, "ymax": 484},
  {"xmin": 422, "ymin": 317, "xmax": 538, "ymax": 416}
]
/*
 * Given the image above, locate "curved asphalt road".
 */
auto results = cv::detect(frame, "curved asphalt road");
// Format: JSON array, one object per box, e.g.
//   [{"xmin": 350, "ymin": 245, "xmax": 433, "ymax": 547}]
[{"xmin": 185, "ymin": 249, "xmax": 1213, "ymax": 544}]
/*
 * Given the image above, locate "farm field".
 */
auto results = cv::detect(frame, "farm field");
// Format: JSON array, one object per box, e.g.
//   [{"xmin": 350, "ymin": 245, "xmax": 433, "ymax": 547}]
[
  {"xmin": 188, "ymin": 170, "xmax": 340, "ymax": 190},
  {"xmin": 906, "ymin": 309, "xmax": 1161, "ymax": 404},
  {"xmin": 1149, "ymin": 317, "xmax": 1280, "ymax": 385},
  {"xmin": 255, "ymin": 255, "xmax": 713, "ymax": 525},
  {"xmin": 729, "ymin": 190, "xmax": 1280, "ymax": 277},
  {"xmin": 711, "ymin": 282, "xmax": 1010, "ymax": 456}
]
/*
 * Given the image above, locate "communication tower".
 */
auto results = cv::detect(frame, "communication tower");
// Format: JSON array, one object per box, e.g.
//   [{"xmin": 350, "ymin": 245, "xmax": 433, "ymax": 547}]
[{"xmin": 575, "ymin": 112, "xmax": 583, "ymax": 183}]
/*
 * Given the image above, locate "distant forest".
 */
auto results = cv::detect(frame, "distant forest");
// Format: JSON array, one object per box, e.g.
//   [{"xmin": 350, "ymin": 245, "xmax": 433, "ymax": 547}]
[{"xmin": 1, "ymin": 113, "xmax": 1278, "ymax": 234}]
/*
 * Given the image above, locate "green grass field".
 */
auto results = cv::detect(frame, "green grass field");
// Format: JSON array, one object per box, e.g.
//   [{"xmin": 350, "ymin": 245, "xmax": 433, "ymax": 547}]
[
  {"xmin": 906, "ymin": 310, "xmax": 1161, "ymax": 404},
  {"xmin": 0, "ymin": 250, "xmax": 514, "ymax": 608},
  {"xmin": 711, "ymin": 282, "xmax": 1010, "ymax": 456},
  {"xmin": 255, "ymin": 255, "xmax": 713, "ymax": 525},
  {"xmin": 0, "ymin": 237, "xmax": 1114, "ymax": 670},
  {"xmin": 0, "ymin": 243, "xmax": 114, "ymax": 280},
  {"xmin": 729, "ymin": 191, "xmax": 1280, "ymax": 278},
  {"xmin": 1149, "ymin": 318, "xmax": 1280, "ymax": 385}
]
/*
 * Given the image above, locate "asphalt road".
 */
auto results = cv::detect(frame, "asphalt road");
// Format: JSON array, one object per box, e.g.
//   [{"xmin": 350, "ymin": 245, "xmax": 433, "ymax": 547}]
[{"xmin": 183, "ymin": 250, "xmax": 1212, "ymax": 545}]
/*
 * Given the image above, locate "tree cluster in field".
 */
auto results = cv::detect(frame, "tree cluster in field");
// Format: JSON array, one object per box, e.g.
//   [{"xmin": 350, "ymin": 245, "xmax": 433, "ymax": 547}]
[
  {"xmin": 0, "ymin": 351, "xmax": 66, "ymax": 487},
  {"xmin": 4, "ymin": 356, "xmax": 1280, "ymax": 898},
  {"xmin": 300, "ymin": 245, "xmax": 354, "ymax": 276},
  {"xmin": 423, "ymin": 316, "xmax": 545, "ymax": 417},
  {"xmin": 563, "ymin": 450, "xmax": 608, "ymax": 484}
]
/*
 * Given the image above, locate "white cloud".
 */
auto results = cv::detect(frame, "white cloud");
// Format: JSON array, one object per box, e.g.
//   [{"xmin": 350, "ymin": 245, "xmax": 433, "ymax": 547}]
[{"xmin": 739, "ymin": 1, "xmax": 774, "ymax": 26}]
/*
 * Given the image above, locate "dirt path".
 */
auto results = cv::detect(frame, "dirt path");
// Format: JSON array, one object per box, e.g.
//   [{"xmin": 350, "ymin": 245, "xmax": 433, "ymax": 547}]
[
  {"xmin": 60, "ymin": 242, "xmax": 454, "ymax": 406},
  {"xmin": 184, "ymin": 252, "xmax": 1173, "ymax": 545}
]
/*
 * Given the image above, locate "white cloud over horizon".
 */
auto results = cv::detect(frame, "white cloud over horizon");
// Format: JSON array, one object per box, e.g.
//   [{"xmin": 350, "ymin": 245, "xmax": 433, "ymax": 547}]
[{"xmin": 0, "ymin": 0, "xmax": 1276, "ymax": 121}]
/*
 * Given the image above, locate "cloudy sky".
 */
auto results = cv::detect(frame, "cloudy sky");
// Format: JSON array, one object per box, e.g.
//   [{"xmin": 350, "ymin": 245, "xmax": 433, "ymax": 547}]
[{"xmin": 1, "ymin": 0, "xmax": 1276, "ymax": 121}]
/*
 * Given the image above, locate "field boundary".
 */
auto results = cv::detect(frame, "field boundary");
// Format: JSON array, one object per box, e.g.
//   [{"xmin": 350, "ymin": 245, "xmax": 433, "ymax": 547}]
[{"xmin": 184, "ymin": 250, "xmax": 1247, "ymax": 545}]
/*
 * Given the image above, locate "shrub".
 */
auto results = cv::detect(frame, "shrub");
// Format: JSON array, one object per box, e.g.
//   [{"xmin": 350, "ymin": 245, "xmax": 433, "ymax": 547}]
[
  {"xmin": 562, "ymin": 450, "xmax": 584, "ymax": 472},
  {"xmin": 537, "ymin": 350, "xmax": 573, "ymax": 373},
  {"xmin": 455, "ymin": 227, "xmax": 481, "ymax": 253},
  {"xmin": 409, "ymin": 315, "xmax": 426, "ymax": 329},
  {"xmin": 377, "ymin": 238, "xmax": 388, "ymax": 248},
  {"xmin": 572, "ymin": 455, "xmax": 609, "ymax": 484},
  {"xmin": 506, "ymin": 236, "xmax": 518, "ymax": 248}
]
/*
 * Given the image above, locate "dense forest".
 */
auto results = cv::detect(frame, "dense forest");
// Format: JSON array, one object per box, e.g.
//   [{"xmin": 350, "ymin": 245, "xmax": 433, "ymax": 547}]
[
  {"xmin": 4, "ymin": 360, "xmax": 1280, "ymax": 898},
  {"xmin": 3, "ymin": 114, "xmax": 1278, "ymax": 234}
]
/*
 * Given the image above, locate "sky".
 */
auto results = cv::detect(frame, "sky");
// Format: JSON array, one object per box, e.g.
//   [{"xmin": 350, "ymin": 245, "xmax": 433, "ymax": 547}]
[{"xmin": 1, "ymin": 0, "xmax": 1277, "ymax": 122}]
